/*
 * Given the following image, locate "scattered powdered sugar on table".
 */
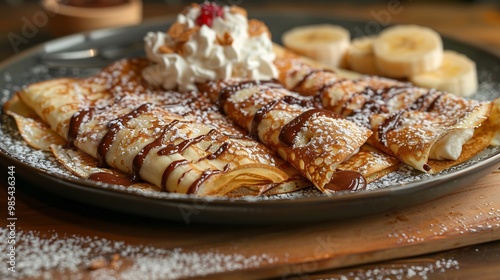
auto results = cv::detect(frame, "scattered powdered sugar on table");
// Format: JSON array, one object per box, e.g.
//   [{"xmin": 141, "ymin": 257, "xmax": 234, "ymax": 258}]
[
  {"xmin": 0, "ymin": 228, "xmax": 276, "ymax": 279},
  {"xmin": 325, "ymin": 258, "xmax": 460, "ymax": 280}
]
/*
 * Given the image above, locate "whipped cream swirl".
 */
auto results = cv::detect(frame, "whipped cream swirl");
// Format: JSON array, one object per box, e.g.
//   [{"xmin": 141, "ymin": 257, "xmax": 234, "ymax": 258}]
[{"xmin": 143, "ymin": 5, "xmax": 278, "ymax": 91}]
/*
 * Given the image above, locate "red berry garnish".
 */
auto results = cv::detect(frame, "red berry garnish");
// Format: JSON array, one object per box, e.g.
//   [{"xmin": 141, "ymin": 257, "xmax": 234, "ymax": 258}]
[{"xmin": 196, "ymin": 2, "xmax": 224, "ymax": 27}]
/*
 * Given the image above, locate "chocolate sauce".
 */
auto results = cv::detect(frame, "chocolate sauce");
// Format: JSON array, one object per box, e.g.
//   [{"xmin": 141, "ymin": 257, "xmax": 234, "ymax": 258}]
[
  {"xmin": 217, "ymin": 85, "xmax": 236, "ymax": 113},
  {"xmin": 187, "ymin": 164, "xmax": 230, "ymax": 194},
  {"xmin": 87, "ymin": 172, "xmax": 136, "ymax": 186},
  {"xmin": 157, "ymin": 129, "xmax": 215, "ymax": 156},
  {"xmin": 217, "ymin": 80, "xmax": 282, "ymax": 113},
  {"xmin": 378, "ymin": 110, "xmax": 405, "ymax": 146},
  {"xmin": 251, "ymin": 95, "xmax": 318, "ymax": 139},
  {"xmin": 384, "ymin": 86, "xmax": 413, "ymax": 101},
  {"xmin": 409, "ymin": 90, "xmax": 432, "ymax": 111},
  {"xmin": 205, "ymin": 142, "xmax": 230, "ymax": 160},
  {"xmin": 342, "ymin": 85, "xmax": 412, "ymax": 116},
  {"xmin": 161, "ymin": 159, "xmax": 189, "ymax": 192},
  {"xmin": 97, "ymin": 103, "xmax": 153, "ymax": 167},
  {"xmin": 66, "ymin": 107, "xmax": 94, "ymax": 148},
  {"xmin": 161, "ymin": 141, "xmax": 231, "ymax": 192},
  {"xmin": 423, "ymin": 164, "xmax": 431, "ymax": 172},
  {"xmin": 279, "ymin": 109, "xmax": 342, "ymax": 147},
  {"xmin": 424, "ymin": 92, "xmax": 444, "ymax": 112},
  {"xmin": 315, "ymin": 79, "xmax": 345, "ymax": 102},
  {"xmin": 291, "ymin": 69, "xmax": 333, "ymax": 92},
  {"xmin": 131, "ymin": 120, "xmax": 180, "ymax": 181},
  {"xmin": 282, "ymin": 95, "xmax": 318, "ymax": 108},
  {"xmin": 250, "ymin": 100, "xmax": 279, "ymax": 138},
  {"xmin": 324, "ymin": 170, "xmax": 366, "ymax": 192},
  {"xmin": 409, "ymin": 89, "xmax": 439, "ymax": 111},
  {"xmin": 341, "ymin": 87, "xmax": 370, "ymax": 115},
  {"xmin": 346, "ymin": 87, "xmax": 387, "ymax": 115}
]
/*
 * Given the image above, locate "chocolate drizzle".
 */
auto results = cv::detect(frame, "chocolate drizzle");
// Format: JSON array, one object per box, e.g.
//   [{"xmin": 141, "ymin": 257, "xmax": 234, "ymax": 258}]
[
  {"xmin": 87, "ymin": 172, "xmax": 136, "ymax": 187},
  {"xmin": 131, "ymin": 120, "xmax": 180, "ymax": 181},
  {"xmin": 161, "ymin": 159, "xmax": 189, "ymax": 192},
  {"xmin": 375, "ymin": 88, "xmax": 444, "ymax": 147},
  {"xmin": 384, "ymin": 85, "xmax": 415, "ymax": 100},
  {"xmin": 97, "ymin": 103, "xmax": 153, "ymax": 167},
  {"xmin": 279, "ymin": 108, "xmax": 342, "ymax": 147},
  {"xmin": 325, "ymin": 170, "xmax": 366, "ymax": 192},
  {"xmin": 163, "ymin": 141, "xmax": 230, "ymax": 193},
  {"xmin": 217, "ymin": 80, "xmax": 282, "ymax": 112},
  {"xmin": 67, "ymin": 107, "xmax": 95, "ymax": 148},
  {"xmin": 341, "ymin": 85, "xmax": 413, "ymax": 116},
  {"xmin": 424, "ymin": 91, "xmax": 444, "ymax": 112},
  {"xmin": 158, "ymin": 129, "xmax": 216, "ymax": 156},
  {"xmin": 126, "ymin": 116, "xmax": 230, "ymax": 192},
  {"xmin": 378, "ymin": 110, "xmax": 405, "ymax": 146},
  {"xmin": 187, "ymin": 164, "xmax": 230, "ymax": 194},
  {"xmin": 204, "ymin": 142, "xmax": 230, "ymax": 161},
  {"xmin": 291, "ymin": 69, "xmax": 329, "ymax": 92},
  {"xmin": 409, "ymin": 89, "xmax": 434, "ymax": 111},
  {"xmin": 409, "ymin": 89, "xmax": 443, "ymax": 111},
  {"xmin": 251, "ymin": 100, "xmax": 279, "ymax": 138},
  {"xmin": 352, "ymin": 87, "xmax": 386, "ymax": 115},
  {"xmin": 282, "ymin": 95, "xmax": 318, "ymax": 108},
  {"xmin": 315, "ymin": 78, "xmax": 345, "ymax": 103}
]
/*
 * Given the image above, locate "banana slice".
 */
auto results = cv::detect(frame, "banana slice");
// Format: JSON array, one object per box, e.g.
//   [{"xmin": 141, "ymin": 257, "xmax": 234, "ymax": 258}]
[
  {"xmin": 281, "ymin": 24, "xmax": 350, "ymax": 68},
  {"xmin": 346, "ymin": 36, "xmax": 381, "ymax": 75},
  {"xmin": 373, "ymin": 25, "xmax": 443, "ymax": 78},
  {"xmin": 410, "ymin": 50, "xmax": 478, "ymax": 97}
]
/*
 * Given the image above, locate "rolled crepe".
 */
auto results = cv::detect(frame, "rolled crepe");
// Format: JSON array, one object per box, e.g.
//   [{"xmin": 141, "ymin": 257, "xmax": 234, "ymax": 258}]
[
  {"xmin": 337, "ymin": 144, "xmax": 401, "ymax": 183},
  {"xmin": 15, "ymin": 59, "xmax": 308, "ymax": 196},
  {"xmin": 274, "ymin": 50, "xmax": 496, "ymax": 173},
  {"xmin": 217, "ymin": 80, "xmax": 373, "ymax": 193},
  {"xmin": 198, "ymin": 80, "xmax": 401, "ymax": 185}
]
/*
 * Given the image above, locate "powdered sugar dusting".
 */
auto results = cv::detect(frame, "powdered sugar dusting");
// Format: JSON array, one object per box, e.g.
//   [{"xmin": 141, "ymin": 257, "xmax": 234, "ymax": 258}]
[
  {"xmin": 0, "ymin": 54, "xmax": 499, "ymax": 202},
  {"xmin": 0, "ymin": 114, "xmax": 73, "ymax": 177},
  {"xmin": 325, "ymin": 258, "xmax": 460, "ymax": 280},
  {"xmin": 0, "ymin": 228, "xmax": 276, "ymax": 279}
]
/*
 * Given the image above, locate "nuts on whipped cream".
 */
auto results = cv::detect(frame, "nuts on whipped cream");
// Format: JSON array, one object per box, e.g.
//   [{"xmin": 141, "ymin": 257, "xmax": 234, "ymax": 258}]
[{"xmin": 142, "ymin": 2, "xmax": 278, "ymax": 91}]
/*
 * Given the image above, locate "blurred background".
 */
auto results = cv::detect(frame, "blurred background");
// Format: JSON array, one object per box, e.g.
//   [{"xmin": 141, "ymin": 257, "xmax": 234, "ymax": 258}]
[{"xmin": 0, "ymin": 0, "xmax": 499, "ymax": 62}]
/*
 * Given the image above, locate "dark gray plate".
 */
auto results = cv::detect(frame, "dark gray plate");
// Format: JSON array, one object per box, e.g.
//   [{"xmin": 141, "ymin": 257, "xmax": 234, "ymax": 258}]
[{"xmin": 1, "ymin": 14, "xmax": 499, "ymax": 225}]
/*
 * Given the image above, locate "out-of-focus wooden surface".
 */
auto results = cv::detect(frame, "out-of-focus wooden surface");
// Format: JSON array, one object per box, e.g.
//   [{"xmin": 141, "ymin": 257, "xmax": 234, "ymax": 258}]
[
  {"xmin": 0, "ymin": 1, "xmax": 499, "ymax": 279},
  {"xmin": 0, "ymin": 1, "xmax": 500, "ymax": 61}
]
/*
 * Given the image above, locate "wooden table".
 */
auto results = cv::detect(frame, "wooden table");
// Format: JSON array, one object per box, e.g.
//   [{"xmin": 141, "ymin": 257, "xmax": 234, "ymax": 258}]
[
  {"xmin": 1, "ymin": 166, "xmax": 499, "ymax": 279},
  {"xmin": 1, "ymin": 1, "xmax": 500, "ymax": 279}
]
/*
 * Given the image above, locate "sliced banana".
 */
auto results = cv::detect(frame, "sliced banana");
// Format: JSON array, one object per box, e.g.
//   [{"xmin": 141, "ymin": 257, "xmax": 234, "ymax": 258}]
[
  {"xmin": 281, "ymin": 24, "xmax": 350, "ymax": 68},
  {"xmin": 346, "ymin": 36, "xmax": 381, "ymax": 76},
  {"xmin": 410, "ymin": 50, "xmax": 478, "ymax": 97},
  {"xmin": 373, "ymin": 25, "xmax": 443, "ymax": 78}
]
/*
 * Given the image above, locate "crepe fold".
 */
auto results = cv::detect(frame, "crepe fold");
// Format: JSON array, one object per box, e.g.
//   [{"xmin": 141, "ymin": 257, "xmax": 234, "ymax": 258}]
[
  {"xmin": 274, "ymin": 50, "xmax": 497, "ymax": 173},
  {"xmin": 216, "ymin": 80, "xmax": 373, "ymax": 193},
  {"xmin": 13, "ymin": 59, "xmax": 308, "ymax": 196}
]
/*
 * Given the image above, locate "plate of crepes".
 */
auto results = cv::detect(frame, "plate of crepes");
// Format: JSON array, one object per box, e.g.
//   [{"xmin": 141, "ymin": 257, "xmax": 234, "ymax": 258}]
[{"xmin": 1, "ymin": 2, "xmax": 499, "ymax": 224}]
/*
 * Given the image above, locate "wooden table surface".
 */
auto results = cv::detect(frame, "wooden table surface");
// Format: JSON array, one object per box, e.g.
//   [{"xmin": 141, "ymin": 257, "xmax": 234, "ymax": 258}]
[{"xmin": 1, "ymin": 1, "xmax": 500, "ymax": 279}]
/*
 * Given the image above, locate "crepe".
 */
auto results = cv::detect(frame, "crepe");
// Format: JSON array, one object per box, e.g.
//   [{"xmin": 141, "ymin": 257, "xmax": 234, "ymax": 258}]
[
  {"xmin": 215, "ymin": 80, "xmax": 373, "ymax": 193},
  {"xmin": 198, "ymin": 81, "xmax": 401, "ymax": 190},
  {"xmin": 10, "ymin": 58, "xmax": 309, "ymax": 197},
  {"xmin": 337, "ymin": 144, "xmax": 401, "ymax": 183},
  {"xmin": 201, "ymin": 83, "xmax": 401, "ymax": 188},
  {"xmin": 274, "ymin": 49, "xmax": 497, "ymax": 173}
]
